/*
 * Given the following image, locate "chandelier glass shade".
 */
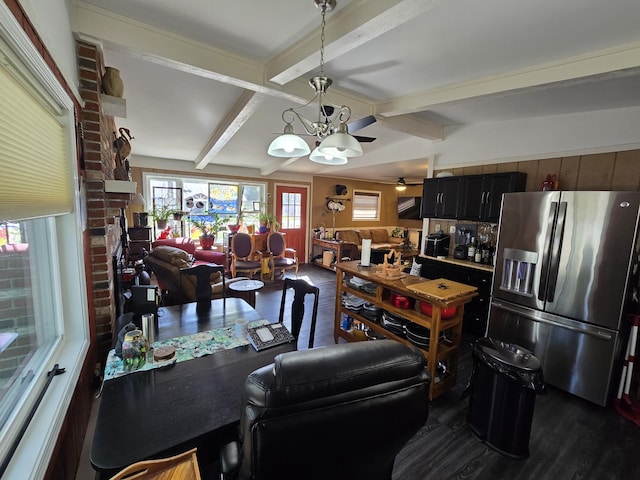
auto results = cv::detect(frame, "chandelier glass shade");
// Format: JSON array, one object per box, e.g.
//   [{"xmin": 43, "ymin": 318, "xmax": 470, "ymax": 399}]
[
  {"xmin": 267, "ymin": 0, "xmax": 362, "ymax": 163},
  {"xmin": 309, "ymin": 145, "xmax": 348, "ymax": 165}
]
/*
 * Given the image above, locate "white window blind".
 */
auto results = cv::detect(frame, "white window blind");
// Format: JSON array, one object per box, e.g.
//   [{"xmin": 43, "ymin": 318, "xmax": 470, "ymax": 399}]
[
  {"xmin": 0, "ymin": 57, "xmax": 72, "ymax": 222},
  {"xmin": 352, "ymin": 190, "xmax": 380, "ymax": 221}
]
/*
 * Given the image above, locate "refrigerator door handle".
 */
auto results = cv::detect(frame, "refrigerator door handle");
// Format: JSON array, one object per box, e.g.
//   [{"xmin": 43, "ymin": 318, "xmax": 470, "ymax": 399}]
[
  {"xmin": 546, "ymin": 202, "xmax": 567, "ymax": 302},
  {"xmin": 492, "ymin": 300, "xmax": 613, "ymax": 341},
  {"xmin": 538, "ymin": 201, "xmax": 558, "ymax": 301}
]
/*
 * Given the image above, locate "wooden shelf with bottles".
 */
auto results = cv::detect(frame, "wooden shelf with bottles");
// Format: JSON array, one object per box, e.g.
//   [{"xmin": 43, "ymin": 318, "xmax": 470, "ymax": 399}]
[{"xmin": 334, "ymin": 260, "xmax": 477, "ymax": 400}]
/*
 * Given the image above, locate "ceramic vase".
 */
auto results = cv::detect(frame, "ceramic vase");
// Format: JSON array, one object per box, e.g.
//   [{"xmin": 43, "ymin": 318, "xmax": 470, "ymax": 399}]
[{"xmin": 102, "ymin": 67, "xmax": 124, "ymax": 97}]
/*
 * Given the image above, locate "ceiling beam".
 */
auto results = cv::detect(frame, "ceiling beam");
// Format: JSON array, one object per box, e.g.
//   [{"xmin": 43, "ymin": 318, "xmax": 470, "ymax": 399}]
[
  {"xmin": 195, "ymin": 91, "xmax": 265, "ymax": 170},
  {"xmin": 265, "ymin": 0, "xmax": 437, "ymax": 86},
  {"xmin": 376, "ymin": 40, "xmax": 640, "ymax": 117}
]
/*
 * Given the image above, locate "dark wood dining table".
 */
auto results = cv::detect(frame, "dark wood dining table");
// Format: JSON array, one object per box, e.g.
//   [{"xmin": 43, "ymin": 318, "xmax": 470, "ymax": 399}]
[{"xmin": 90, "ymin": 297, "xmax": 294, "ymax": 478}]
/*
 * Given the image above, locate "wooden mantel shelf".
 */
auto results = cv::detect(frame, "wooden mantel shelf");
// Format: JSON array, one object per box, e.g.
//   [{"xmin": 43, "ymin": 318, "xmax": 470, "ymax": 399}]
[
  {"xmin": 100, "ymin": 94, "xmax": 127, "ymax": 118},
  {"xmin": 105, "ymin": 180, "xmax": 137, "ymax": 194}
]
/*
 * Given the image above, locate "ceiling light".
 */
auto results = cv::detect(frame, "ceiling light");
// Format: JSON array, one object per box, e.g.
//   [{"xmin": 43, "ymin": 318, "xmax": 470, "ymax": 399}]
[
  {"xmin": 267, "ymin": 0, "xmax": 363, "ymax": 162},
  {"xmin": 309, "ymin": 146, "xmax": 348, "ymax": 165},
  {"xmin": 396, "ymin": 178, "xmax": 407, "ymax": 191}
]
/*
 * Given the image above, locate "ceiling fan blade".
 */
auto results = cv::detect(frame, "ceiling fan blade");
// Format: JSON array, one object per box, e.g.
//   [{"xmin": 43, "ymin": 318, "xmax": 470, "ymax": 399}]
[
  {"xmin": 353, "ymin": 135, "xmax": 376, "ymax": 143},
  {"xmin": 348, "ymin": 115, "xmax": 376, "ymax": 133}
]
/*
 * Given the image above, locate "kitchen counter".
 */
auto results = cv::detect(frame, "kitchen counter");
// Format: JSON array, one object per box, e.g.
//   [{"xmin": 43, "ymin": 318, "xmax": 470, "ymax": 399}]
[{"xmin": 417, "ymin": 254, "xmax": 494, "ymax": 273}]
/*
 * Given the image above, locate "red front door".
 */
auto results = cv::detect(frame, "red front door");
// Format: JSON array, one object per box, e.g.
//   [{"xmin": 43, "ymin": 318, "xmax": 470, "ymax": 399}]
[{"xmin": 275, "ymin": 185, "xmax": 308, "ymax": 263}]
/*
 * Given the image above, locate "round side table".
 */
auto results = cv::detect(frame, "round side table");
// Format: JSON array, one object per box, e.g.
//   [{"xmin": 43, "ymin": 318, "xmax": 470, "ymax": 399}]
[{"xmin": 228, "ymin": 279, "xmax": 264, "ymax": 308}]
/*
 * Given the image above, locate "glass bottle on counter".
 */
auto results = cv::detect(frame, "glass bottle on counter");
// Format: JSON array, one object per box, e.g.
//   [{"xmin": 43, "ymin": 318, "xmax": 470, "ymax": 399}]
[
  {"xmin": 475, "ymin": 244, "xmax": 482, "ymax": 263},
  {"xmin": 467, "ymin": 237, "xmax": 476, "ymax": 261}
]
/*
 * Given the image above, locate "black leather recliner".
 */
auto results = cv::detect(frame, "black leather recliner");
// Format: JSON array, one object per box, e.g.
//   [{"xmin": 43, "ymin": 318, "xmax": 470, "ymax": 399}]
[{"xmin": 220, "ymin": 340, "xmax": 430, "ymax": 480}]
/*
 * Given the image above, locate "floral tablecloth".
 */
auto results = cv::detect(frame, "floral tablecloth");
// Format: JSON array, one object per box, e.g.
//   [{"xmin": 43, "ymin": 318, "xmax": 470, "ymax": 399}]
[{"xmin": 104, "ymin": 319, "xmax": 269, "ymax": 381}]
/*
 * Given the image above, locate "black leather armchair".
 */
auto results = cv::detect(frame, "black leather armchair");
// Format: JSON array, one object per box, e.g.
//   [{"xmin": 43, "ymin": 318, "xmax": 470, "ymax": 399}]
[{"xmin": 220, "ymin": 340, "xmax": 430, "ymax": 480}]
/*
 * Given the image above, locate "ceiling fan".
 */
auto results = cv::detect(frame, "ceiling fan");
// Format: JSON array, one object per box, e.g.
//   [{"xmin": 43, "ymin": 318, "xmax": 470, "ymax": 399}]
[
  {"xmin": 393, "ymin": 177, "xmax": 423, "ymax": 191},
  {"xmin": 291, "ymin": 108, "xmax": 377, "ymax": 142}
]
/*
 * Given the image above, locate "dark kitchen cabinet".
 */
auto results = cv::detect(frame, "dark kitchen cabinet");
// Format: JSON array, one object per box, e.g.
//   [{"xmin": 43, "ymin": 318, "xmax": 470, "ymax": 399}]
[
  {"xmin": 420, "ymin": 177, "xmax": 460, "ymax": 219},
  {"xmin": 459, "ymin": 172, "xmax": 527, "ymax": 222},
  {"xmin": 416, "ymin": 256, "xmax": 492, "ymax": 336}
]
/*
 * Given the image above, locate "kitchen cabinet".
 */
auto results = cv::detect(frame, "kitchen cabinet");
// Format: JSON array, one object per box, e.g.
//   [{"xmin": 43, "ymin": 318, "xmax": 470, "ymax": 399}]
[
  {"xmin": 420, "ymin": 177, "xmax": 461, "ymax": 219},
  {"xmin": 334, "ymin": 260, "xmax": 477, "ymax": 400},
  {"xmin": 415, "ymin": 256, "xmax": 492, "ymax": 336},
  {"xmin": 459, "ymin": 172, "xmax": 527, "ymax": 222}
]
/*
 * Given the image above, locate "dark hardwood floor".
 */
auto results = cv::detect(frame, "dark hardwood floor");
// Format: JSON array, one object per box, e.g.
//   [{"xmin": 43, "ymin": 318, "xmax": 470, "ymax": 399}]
[
  {"xmin": 78, "ymin": 264, "xmax": 640, "ymax": 479},
  {"xmin": 260, "ymin": 264, "xmax": 640, "ymax": 480}
]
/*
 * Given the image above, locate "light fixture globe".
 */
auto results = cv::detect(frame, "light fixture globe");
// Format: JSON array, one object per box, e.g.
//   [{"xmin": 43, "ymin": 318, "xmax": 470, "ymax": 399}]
[
  {"xmin": 309, "ymin": 146, "xmax": 348, "ymax": 165},
  {"xmin": 267, "ymin": 123, "xmax": 311, "ymax": 157},
  {"xmin": 396, "ymin": 178, "xmax": 407, "ymax": 191},
  {"xmin": 317, "ymin": 122, "xmax": 363, "ymax": 157}
]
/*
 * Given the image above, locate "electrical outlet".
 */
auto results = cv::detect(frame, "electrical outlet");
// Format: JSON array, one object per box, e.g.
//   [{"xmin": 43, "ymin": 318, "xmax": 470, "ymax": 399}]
[
  {"xmin": 449, "ymin": 225, "xmax": 456, "ymax": 234},
  {"xmin": 435, "ymin": 223, "xmax": 441, "ymax": 232}
]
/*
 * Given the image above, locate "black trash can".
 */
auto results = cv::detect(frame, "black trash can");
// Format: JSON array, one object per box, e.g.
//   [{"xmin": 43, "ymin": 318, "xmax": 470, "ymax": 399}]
[{"xmin": 467, "ymin": 337, "xmax": 545, "ymax": 459}]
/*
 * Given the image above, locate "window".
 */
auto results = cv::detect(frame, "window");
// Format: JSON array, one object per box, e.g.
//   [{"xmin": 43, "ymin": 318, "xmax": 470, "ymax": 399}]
[
  {"xmin": 145, "ymin": 174, "xmax": 266, "ymax": 242},
  {"xmin": 281, "ymin": 192, "xmax": 301, "ymax": 229},
  {"xmin": 352, "ymin": 190, "xmax": 381, "ymax": 221},
  {"xmin": 0, "ymin": 7, "xmax": 88, "ymax": 477}
]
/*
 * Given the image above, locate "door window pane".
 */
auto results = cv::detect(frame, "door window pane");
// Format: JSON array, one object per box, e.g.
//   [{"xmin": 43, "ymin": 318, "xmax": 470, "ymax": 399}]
[{"xmin": 281, "ymin": 192, "xmax": 301, "ymax": 229}]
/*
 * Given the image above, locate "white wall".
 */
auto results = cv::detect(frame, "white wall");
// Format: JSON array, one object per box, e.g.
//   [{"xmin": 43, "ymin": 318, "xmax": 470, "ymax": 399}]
[{"xmin": 18, "ymin": 0, "xmax": 79, "ymax": 99}]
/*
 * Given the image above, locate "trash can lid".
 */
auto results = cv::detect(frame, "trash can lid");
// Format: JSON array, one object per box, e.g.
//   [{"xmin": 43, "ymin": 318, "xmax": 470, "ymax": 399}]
[{"xmin": 473, "ymin": 337, "xmax": 541, "ymax": 372}]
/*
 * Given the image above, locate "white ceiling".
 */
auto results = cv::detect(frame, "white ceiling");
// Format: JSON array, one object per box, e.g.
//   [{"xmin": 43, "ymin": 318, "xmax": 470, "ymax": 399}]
[{"xmin": 70, "ymin": 0, "xmax": 640, "ymax": 184}]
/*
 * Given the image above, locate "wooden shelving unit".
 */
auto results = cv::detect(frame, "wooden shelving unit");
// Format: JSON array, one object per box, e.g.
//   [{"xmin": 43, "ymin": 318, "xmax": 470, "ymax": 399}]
[{"xmin": 334, "ymin": 260, "xmax": 477, "ymax": 400}]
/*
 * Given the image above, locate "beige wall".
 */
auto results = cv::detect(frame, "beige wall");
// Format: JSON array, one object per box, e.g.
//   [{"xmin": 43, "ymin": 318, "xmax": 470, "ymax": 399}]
[{"xmin": 310, "ymin": 176, "xmax": 422, "ymax": 234}]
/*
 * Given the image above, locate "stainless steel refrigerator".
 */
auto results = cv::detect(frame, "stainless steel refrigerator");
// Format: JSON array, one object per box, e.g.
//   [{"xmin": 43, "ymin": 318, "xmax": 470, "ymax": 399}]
[{"xmin": 487, "ymin": 191, "xmax": 640, "ymax": 406}]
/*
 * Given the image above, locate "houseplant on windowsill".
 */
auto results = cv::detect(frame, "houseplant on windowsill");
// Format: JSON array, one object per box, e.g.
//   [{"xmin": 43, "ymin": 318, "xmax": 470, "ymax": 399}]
[
  {"xmin": 258, "ymin": 212, "xmax": 280, "ymax": 233},
  {"xmin": 190, "ymin": 214, "xmax": 225, "ymax": 250},
  {"xmin": 151, "ymin": 204, "xmax": 173, "ymax": 230}
]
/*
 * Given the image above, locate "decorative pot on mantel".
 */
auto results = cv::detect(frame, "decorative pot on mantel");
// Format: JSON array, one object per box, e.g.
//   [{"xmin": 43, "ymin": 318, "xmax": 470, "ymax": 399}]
[
  {"xmin": 200, "ymin": 235, "xmax": 215, "ymax": 250},
  {"xmin": 102, "ymin": 66, "xmax": 124, "ymax": 97}
]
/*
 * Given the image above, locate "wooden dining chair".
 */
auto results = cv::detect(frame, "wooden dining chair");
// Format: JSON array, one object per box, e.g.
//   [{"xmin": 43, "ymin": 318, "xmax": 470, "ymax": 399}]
[
  {"xmin": 230, "ymin": 232, "xmax": 262, "ymax": 279},
  {"xmin": 179, "ymin": 264, "xmax": 226, "ymax": 304},
  {"xmin": 109, "ymin": 447, "xmax": 201, "ymax": 479},
  {"xmin": 278, "ymin": 278, "xmax": 319, "ymax": 349},
  {"xmin": 266, "ymin": 232, "xmax": 298, "ymax": 280}
]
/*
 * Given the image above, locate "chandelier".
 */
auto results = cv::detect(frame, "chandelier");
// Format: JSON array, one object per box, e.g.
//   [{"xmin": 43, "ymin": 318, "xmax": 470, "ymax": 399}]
[{"xmin": 267, "ymin": 0, "xmax": 363, "ymax": 164}]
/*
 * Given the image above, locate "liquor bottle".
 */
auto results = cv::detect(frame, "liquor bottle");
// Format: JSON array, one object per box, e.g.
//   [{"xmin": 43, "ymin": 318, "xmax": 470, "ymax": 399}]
[
  {"xmin": 467, "ymin": 237, "xmax": 476, "ymax": 261},
  {"xmin": 475, "ymin": 244, "xmax": 482, "ymax": 263}
]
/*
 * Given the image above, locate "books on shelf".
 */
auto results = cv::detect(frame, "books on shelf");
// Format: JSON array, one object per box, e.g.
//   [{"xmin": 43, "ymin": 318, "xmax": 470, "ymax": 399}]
[{"xmin": 247, "ymin": 323, "xmax": 295, "ymax": 351}]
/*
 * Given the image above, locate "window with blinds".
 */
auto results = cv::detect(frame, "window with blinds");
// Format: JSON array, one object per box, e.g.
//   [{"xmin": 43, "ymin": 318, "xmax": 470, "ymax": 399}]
[
  {"xmin": 352, "ymin": 190, "xmax": 381, "ymax": 221},
  {"xmin": 0, "ymin": 46, "xmax": 73, "ymax": 223}
]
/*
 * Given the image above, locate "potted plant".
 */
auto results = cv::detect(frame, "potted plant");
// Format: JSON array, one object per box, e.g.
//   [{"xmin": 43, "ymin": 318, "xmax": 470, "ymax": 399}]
[
  {"xmin": 172, "ymin": 210, "xmax": 188, "ymax": 221},
  {"xmin": 151, "ymin": 204, "xmax": 173, "ymax": 230},
  {"xmin": 258, "ymin": 212, "xmax": 280, "ymax": 233},
  {"xmin": 227, "ymin": 211, "xmax": 243, "ymax": 234},
  {"xmin": 190, "ymin": 214, "xmax": 225, "ymax": 249}
]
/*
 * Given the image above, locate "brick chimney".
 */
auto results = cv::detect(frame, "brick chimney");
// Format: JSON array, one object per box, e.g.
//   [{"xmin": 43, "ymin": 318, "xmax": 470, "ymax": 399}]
[{"xmin": 77, "ymin": 41, "xmax": 132, "ymax": 365}]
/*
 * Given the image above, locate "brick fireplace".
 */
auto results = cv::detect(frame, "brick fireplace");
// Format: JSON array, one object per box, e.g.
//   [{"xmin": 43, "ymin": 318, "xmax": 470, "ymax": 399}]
[{"xmin": 77, "ymin": 40, "xmax": 133, "ymax": 366}]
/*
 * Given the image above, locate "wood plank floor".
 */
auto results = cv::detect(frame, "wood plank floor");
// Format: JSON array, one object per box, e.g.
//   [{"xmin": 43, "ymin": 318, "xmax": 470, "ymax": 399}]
[
  {"xmin": 259, "ymin": 265, "xmax": 640, "ymax": 480},
  {"xmin": 77, "ymin": 264, "xmax": 640, "ymax": 479}
]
